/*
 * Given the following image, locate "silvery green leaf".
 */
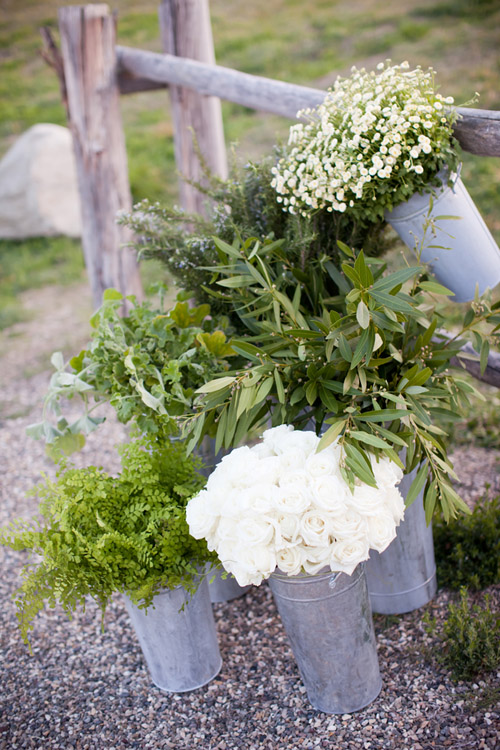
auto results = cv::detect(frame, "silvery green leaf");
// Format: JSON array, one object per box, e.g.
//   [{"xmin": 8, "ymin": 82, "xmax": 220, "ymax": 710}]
[
  {"xmin": 124, "ymin": 353, "xmax": 138, "ymax": 375},
  {"xmin": 356, "ymin": 300, "xmax": 370, "ymax": 329},
  {"xmin": 45, "ymin": 433, "xmax": 86, "ymax": 461},
  {"xmin": 196, "ymin": 376, "xmax": 236, "ymax": 394},
  {"xmin": 25, "ymin": 422, "xmax": 46, "ymax": 440},
  {"xmin": 317, "ymin": 420, "xmax": 346, "ymax": 451},
  {"xmin": 55, "ymin": 372, "xmax": 77, "ymax": 387},
  {"xmin": 69, "ymin": 416, "xmax": 106, "ymax": 435},
  {"xmin": 135, "ymin": 381, "xmax": 166, "ymax": 414},
  {"xmin": 50, "ymin": 352, "xmax": 65, "ymax": 371},
  {"xmin": 405, "ymin": 463, "xmax": 428, "ymax": 508}
]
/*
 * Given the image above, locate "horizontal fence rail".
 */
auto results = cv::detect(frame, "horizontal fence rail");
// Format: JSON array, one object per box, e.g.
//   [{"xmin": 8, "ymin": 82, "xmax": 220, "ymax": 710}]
[
  {"xmin": 452, "ymin": 344, "xmax": 500, "ymax": 389},
  {"xmin": 116, "ymin": 46, "xmax": 500, "ymax": 157}
]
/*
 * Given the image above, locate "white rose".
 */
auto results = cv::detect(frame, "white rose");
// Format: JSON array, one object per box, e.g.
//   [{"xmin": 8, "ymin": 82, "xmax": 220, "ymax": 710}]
[
  {"xmin": 262, "ymin": 425, "xmax": 294, "ymax": 453},
  {"xmin": 213, "ymin": 516, "xmax": 239, "ymax": 542},
  {"xmin": 218, "ymin": 445, "xmax": 255, "ymax": 469},
  {"xmin": 279, "ymin": 469, "xmax": 311, "ymax": 490},
  {"xmin": 385, "ymin": 486, "xmax": 406, "ymax": 524},
  {"xmin": 222, "ymin": 559, "xmax": 262, "ymax": 587},
  {"xmin": 276, "ymin": 546, "xmax": 305, "ymax": 576},
  {"xmin": 236, "ymin": 514, "xmax": 276, "ymax": 547},
  {"xmin": 237, "ymin": 545, "xmax": 277, "ymax": 585},
  {"xmin": 205, "ymin": 469, "xmax": 227, "ymax": 495},
  {"xmin": 366, "ymin": 511, "xmax": 397, "ymax": 553},
  {"xmin": 330, "ymin": 537, "xmax": 370, "ymax": 574},
  {"xmin": 255, "ymin": 456, "xmax": 283, "ymax": 486},
  {"xmin": 276, "ymin": 430, "xmax": 319, "ymax": 457},
  {"xmin": 186, "ymin": 491, "xmax": 217, "ymax": 539},
  {"xmin": 305, "ymin": 448, "xmax": 339, "ymax": 478},
  {"xmin": 276, "ymin": 446, "xmax": 309, "ymax": 471},
  {"xmin": 235, "ymin": 483, "xmax": 279, "ymax": 514},
  {"xmin": 310, "ymin": 474, "xmax": 348, "ymax": 514},
  {"xmin": 274, "ymin": 485, "xmax": 311, "ymax": 515},
  {"xmin": 351, "ymin": 484, "xmax": 388, "ymax": 517},
  {"xmin": 210, "ymin": 446, "xmax": 260, "ymax": 489},
  {"xmin": 206, "ymin": 467, "xmax": 242, "ymax": 495},
  {"xmin": 299, "ymin": 509, "xmax": 333, "ymax": 547},
  {"xmin": 371, "ymin": 455, "xmax": 404, "ymax": 489},
  {"xmin": 302, "ymin": 546, "xmax": 332, "ymax": 575},
  {"xmin": 329, "ymin": 508, "xmax": 368, "ymax": 539},
  {"xmin": 216, "ymin": 538, "xmax": 240, "ymax": 568},
  {"xmin": 275, "ymin": 513, "xmax": 302, "ymax": 545},
  {"xmin": 251, "ymin": 441, "xmax": 275, "ymax": 459}
]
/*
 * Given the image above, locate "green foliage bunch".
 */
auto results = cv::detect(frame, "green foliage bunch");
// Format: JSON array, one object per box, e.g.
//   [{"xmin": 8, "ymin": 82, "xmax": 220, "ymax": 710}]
[
  {"xmin": 433, "ymin": 492, "xmax": 500, "ymax": 590},
  {"xmin": 121, "ymin": 156, "xmax": 389, "ymax": 320},
  {"xmin": 27, "ymin": 289, "xmax": 236, "ymax": 456},
  {"xmin": 183, "ymin": 230, "xmax": 500, "ymax": 522},
  {"xmin": 425, "ymin": 588, "xmax": 500, "ymax": 682},
  {"xmin": 0, "ymin": 434, "xmax": 216, "ymax": 644}
]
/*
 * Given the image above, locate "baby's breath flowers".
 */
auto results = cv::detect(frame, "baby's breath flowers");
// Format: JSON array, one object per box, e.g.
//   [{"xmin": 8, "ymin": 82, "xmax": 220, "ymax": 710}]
[{"xmin": 271, "ymin": 61, "xmax": 460, "ymax": 223}]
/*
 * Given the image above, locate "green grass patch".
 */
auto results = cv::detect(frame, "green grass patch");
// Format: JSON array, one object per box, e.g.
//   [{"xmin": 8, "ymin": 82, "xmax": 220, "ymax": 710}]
[
  {"xmin": 413, "ymin": 0, "xmax": 499, "ymax": 21},
  {"xmin": 433, "ymin": 492, "xmax": 500, "ymax": 591},
  {"xmin": 0, "ymin": 236, "xmax": 85, "ymax": 329}
]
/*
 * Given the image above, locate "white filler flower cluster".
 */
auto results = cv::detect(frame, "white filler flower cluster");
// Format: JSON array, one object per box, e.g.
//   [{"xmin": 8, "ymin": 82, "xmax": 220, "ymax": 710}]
[
  {"xmin": 187, "ymin": 426, "xmax": 405, "ymax": 586},
  {"xmin": 271, "ymin": 61, "xmax": 455, "ymax": 221}
]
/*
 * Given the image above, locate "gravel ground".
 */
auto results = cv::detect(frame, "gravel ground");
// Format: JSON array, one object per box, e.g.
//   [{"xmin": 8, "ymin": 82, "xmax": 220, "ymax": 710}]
[{"xmin": 0, "ymin": 284, "xmax": 499, "ymax": 749}]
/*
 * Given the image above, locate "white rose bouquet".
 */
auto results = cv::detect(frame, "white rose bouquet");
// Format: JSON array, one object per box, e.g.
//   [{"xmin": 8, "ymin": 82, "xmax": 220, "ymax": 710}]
[
  {"xmin": 187, "ymin": 426, "xmax": 405, "ymax": 587},
  {"xmin": 271, "ymin": 60, "xmax": 460, "ymax": 223}
]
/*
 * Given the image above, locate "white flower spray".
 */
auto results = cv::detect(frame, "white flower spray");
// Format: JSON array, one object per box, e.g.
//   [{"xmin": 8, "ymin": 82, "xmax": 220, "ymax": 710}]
[
  {"xmin": 271, "ymin": 61, "xmax": 458, "ymax": 222},
  {"xmin": 187, "ymin": 426, "xmax": 405, "ymax": 586}
]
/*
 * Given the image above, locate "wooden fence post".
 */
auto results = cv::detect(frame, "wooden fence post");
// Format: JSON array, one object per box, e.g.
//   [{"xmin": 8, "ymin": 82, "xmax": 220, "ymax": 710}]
[
  {"xmin": 159, "ymin": 0, "xmax": 228, "ymax": 216},
  {"xmin": 58, "ymin": 4, "xmax": 143, "ymax": 309}
]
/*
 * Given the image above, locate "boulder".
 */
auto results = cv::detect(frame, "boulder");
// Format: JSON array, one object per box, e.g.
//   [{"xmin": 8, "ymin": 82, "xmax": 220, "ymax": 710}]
[{"xmin": 0, "ymin": 123, "xmax": 82, "ymax": 239}]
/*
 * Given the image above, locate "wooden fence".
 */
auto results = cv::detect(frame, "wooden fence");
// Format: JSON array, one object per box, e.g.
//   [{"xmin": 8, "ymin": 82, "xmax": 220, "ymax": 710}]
[{"xmin": 49, "ymin": 1, "xmax": 500, "ymax": 384}]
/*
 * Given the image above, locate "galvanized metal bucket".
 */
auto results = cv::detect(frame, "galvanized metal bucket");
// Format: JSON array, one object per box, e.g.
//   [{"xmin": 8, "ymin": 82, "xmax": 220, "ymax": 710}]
[
  {"xmin": 365, "ymin": 467, "xmax": 437, "ymax": 615},
  {"xmin": 385, "ymin": 167, "xmax": 500, "ymax": 302},
  {"xmin": 124, "ymin": 576, "xmax": 222, "ymax": 692},
  {"xmin": 268, "ymin": 564, "xmax": 382, "ymax": 714},
  {"xmin": 206, "ymin": 565, "xmax": 251, "ymax": 603}
]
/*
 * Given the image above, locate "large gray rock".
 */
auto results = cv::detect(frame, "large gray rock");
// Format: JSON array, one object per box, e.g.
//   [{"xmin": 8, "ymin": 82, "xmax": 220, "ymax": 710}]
[{"xmin": 0, "ymin": 123, "xmax": 82, "ymax": 239}]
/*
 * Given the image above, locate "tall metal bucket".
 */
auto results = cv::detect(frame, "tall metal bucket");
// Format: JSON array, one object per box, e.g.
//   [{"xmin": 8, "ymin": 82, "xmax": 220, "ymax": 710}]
[
  {"xmin": 124, "ymin": 576, "xmax": 222, "ymax": 692},
  {"xmin": 268, "ymin": 564, "xmax": 382, "ymax": 714},
  {"xmin": 206, "ymin": 565, "xmax": 251, "ymax": 603},
  {"xmin": 365, "ymin": 468, "xmax": 437, "ymax": 615},
  {"xmin": 385, "ymin": 167, "xmax": 500, "ymax": 303}
]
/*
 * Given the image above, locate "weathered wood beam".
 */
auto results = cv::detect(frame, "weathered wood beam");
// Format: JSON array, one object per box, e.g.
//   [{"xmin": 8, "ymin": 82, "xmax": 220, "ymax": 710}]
[
  {"xmin": 116, "ymin": 46, "xmax": 500, "ymax": 157},
  {"xmin": 116, "ymin": 45, "xmax": 324, "ymax": 119},
  {"xmin": 117, "ymin": 70, "xmax": 166, "ymax": 95},
  {"xmin": 452, "ymin": 344, "xmax": 500, "ymax": 389},
  {"xmin": 158, "ymin": 0, "xmax": 228, "ymax": 216},
  {"xmin": 59, "ymin": 6, "xmax": 143, "ymax": 309},
  {"xmin": 452, "ymin": 107, "xmax": 500, "ymax": 158}
]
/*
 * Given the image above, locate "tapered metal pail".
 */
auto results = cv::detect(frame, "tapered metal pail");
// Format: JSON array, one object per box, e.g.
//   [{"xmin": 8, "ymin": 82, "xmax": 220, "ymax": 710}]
[
  {"xmin": 206, "ymin": 565, "xmax": 251, "ymax": 603},
  {"xmin": 268, "ymin": 564, "xmax": 382, "ymax": 714},
  {"xmin": 385, "ymin": 168, "xmax": 500, "ymax": 302},
  {"xmin": 124, "ymin": 577, "xmax": 222, "ymax": 692},
  {"xmin": 365, "ymin": 468, "xmax": 437, "ymax": 615}
]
